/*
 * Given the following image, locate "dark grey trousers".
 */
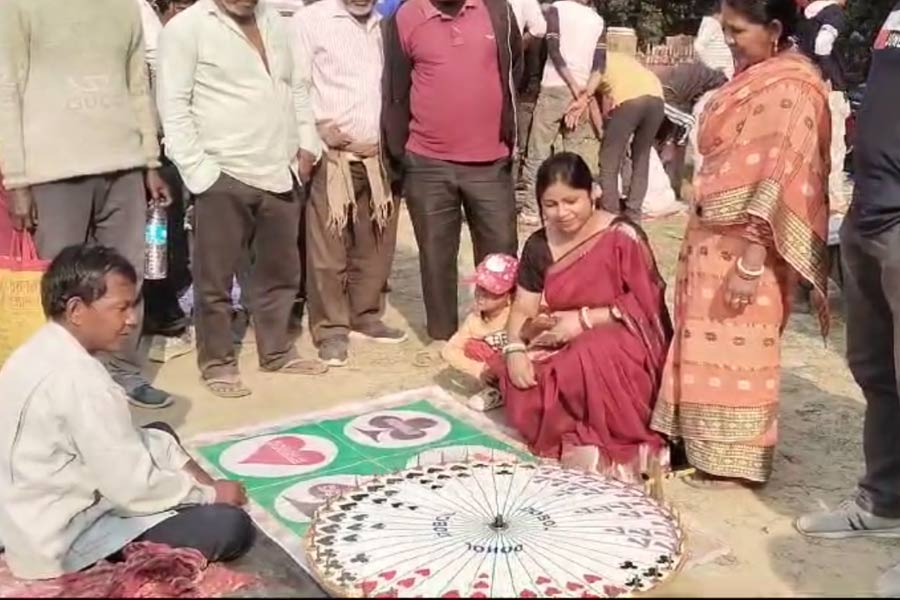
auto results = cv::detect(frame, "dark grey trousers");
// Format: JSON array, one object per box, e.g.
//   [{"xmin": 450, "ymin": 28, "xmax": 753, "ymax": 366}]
[
  {"xmin": 842, "ymin": 215, "xmax": 900, "ymax": 517},
  {"xmin": 403, "ymin": 153, "xmax": 517, "ymax": 341},
  {"xmin": 599, "ymin": 96, "xmax": 666, "ymax": 222},
  {"xmin": 192, "ymin": 174, "xmax": 302, "ymax": 380},
  {"xmin": 31, "ymin": 170, "xmax": 147, "ymax": 394}
]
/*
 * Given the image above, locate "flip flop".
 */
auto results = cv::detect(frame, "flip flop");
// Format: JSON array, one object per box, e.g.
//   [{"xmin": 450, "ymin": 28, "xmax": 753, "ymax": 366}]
[
  {"xmin": 202, "ymin": 378, "xmax": 252, "ymax": 399},
  {"xmin": 266, "ymin": 358, "xmax": 328, "ymax": 376}
]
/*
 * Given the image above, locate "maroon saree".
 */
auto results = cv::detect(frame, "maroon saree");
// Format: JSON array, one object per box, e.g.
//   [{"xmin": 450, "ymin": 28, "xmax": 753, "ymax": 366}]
[{"xmin": 496, "ymin": 222, "xmax": 672, "ymax": 481}]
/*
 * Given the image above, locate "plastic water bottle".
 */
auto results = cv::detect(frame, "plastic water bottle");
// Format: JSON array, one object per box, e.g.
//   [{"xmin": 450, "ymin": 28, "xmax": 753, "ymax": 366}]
[{"xmin": 145, "ymin": 203, "xmax": 168, "ymax": 280}]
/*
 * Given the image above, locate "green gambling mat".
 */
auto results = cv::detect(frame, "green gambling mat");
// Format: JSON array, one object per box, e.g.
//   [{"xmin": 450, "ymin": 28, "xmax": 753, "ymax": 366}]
[{"xmin": 186, "ymin": 387, "xmax": 534, "ymax": 574}]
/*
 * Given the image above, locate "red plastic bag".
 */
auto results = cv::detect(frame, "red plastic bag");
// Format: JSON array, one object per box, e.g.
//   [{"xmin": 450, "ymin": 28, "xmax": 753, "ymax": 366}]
[{"xmin": 0, "ymin": 232, "xmax": 49, "ymax": 366}]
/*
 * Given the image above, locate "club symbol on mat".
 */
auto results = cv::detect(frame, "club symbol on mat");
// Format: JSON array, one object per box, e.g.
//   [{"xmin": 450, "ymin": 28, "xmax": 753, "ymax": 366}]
[
  {"xmin": 344, "ymin": 410, "xmax": 452, "ymax": 448},
  {"xmin": 356, "ymin": 416, "xmax": 440, "ymax": 443}
]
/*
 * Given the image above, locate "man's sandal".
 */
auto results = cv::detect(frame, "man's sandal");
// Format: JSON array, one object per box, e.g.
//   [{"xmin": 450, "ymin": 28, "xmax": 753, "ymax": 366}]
[
  {"xmin": 202, "ymin": 378, "xmax": 252, "ymax": 399},
  {"xmin": 265, "ymin": 358, "xmax": 329, "ymax": 376}
]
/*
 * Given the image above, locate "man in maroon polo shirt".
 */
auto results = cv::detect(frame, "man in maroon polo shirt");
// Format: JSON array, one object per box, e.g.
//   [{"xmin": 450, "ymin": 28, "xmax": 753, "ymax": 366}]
[{"xmin": 382, "ymin": 0, "xmax": 522, "ymax": 341}]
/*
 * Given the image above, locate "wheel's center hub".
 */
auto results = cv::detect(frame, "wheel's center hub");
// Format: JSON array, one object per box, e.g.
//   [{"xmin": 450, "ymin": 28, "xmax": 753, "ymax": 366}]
[{"xmin": 489, "ymin": 514, "xmax": 508, "ymax": 531}]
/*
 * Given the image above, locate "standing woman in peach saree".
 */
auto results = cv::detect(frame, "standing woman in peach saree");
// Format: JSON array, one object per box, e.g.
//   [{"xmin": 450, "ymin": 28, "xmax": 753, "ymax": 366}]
[{"xmin": 650, "ymin": 0, "xmax": 831, "ymax": 487}]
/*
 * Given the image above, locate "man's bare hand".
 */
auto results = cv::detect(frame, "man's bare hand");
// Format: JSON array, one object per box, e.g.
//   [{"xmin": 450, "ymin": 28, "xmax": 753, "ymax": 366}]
[
  {"xmin": 9, "ymin": 187, "xmax": 35, "ymax": 231},
  {"xmin": 213, "ymin": 480, "xmax": 248, "ymax": 507},
  {"xmin": 345, "ymin": 142, "xmax": 379, "ymax": 158},
  {"xmin": 297, "ymin": 149, "xmax": 317, "ymax": 184},
  {"xmin": 316, "ymin": 120, "xmax": 352, "ymax": 149},
  {"xmin": 145, "ymin": 169, "xmax": 173, "ymax": 207}
]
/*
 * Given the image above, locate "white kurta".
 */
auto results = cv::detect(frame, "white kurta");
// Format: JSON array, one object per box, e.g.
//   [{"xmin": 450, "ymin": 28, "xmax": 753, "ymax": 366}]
[{"xmin": 0, "ymin": 323, "xmax": 215, "ymax": 580}]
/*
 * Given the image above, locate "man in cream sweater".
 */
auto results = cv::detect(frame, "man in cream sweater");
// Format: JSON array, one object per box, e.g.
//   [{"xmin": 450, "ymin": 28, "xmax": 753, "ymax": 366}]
[
  {"xmin": 0, "ymin": 245, "xmax": 252, "ymax": 580},
  {"xmin": 0, "ymin": 0, "xmax": 174, "ymax": 408}
]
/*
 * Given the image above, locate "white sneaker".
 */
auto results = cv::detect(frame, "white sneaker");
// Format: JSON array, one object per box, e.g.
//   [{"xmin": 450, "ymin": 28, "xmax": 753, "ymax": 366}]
[
  {"xmin": 466, "ymin": 388, "xmax": 504, "ymax": 412},
  {"xmin": 795, "ymin": 499, "xmax": 900, "ymax": 539}
]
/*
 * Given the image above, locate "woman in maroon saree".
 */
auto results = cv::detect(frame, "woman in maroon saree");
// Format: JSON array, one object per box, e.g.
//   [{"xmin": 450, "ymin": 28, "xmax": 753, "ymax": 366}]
[{"xmin": 494, "ymin": 153, "xmax": 672, "ymax": 483}]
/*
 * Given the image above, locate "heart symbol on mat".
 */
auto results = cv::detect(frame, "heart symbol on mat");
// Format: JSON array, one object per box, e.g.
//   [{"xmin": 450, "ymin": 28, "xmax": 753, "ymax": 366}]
[
  {"xmin": 584, "ymin": 575, "xmax": 602, "ymax": 584},
  {"xmin": 474, "ymin": 582, "xmax": 489, "ymax": 590},
  {"xmin": 581, "ymin": 593, "xmax": 599, "ymax": 599},
  {"xmin": 239, "ymin": 436, "xmax": 325, "ymax": 466},
  {"xmin": 604, "ymin": 585, "xmax": 625, "ymax": 598},
  {"xmin": 380, "ymin": 570, "xmax": 396, "ymax": 581},
  {"xmin": 398, "ymin": 578, "xmax": 416, "ymax": 589},
  {"xmin": 520, "ymin": 591, "xmax": 537, "ymax": 598},
  {"xmin": 361, "ymin": 581, "xmax": 378, "ymax": 595},
  {"xmin": 536, "ymin": 577, "xmax": 551, "ymax": 585},
  {"xmin": 415, "ymin": 569, "xmax": 431, "ymax": 577},
  {"xmin": 545, "ymin": 587, "xmax": 562, "ymax": 596},
  {"xmin": 472, "ymin": 594, "xmax": 487, "ymax": 599},
  {"xmin": 567, "ymin": 582, "xmax": 584, "ymax": 591},
  {"xmin": 442, "ymin": 592, "xmax": 460, "ymax": 598}
]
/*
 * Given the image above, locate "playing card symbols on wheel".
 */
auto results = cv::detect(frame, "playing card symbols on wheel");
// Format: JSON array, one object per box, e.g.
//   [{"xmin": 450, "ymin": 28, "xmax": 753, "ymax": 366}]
[{"xmin": 306, "ymin": 462, "xmax": 685, "ymax": 597}]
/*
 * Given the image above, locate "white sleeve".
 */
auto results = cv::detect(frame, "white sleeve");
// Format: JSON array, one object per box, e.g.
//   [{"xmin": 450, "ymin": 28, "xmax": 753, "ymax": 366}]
[
  {"xmin": 289, "ymin": 12, "xmax": 322, "ymax": 157},
  {"xmin": 157, "ymin": 19, "xmax": 221, "ymax": 194},
  {"xmin": 814, "ymin": 24, "xmax": 839, "ymax": 56},
  {"xmin": 62, "ymin": 367, "xmax": 215, "ymax": 515},
  {"xmin": 522, "ymin": 0, "xmax": 546, "ymax": 37},
  {"xmin": 136, "ymin": 0, "xmax": 163, "ymax": 74}
]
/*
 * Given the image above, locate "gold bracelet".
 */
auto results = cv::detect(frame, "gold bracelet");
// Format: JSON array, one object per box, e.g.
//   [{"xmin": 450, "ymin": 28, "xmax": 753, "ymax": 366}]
[{"xmin": 502, "ymin": 342, "xmax": 527, "ymax": 356}]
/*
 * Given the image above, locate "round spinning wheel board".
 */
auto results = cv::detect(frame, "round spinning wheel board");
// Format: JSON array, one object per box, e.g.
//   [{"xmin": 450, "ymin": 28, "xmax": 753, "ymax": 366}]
[{"xmin": 306, "ymin": 461, "xmax": 685, "ymax": 598}]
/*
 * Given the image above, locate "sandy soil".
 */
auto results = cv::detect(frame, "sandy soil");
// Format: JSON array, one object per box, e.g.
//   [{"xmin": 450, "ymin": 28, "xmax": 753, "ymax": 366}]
[{"xmin": 137, "ymin": 209, "xmax": 900, "ymax": 597}]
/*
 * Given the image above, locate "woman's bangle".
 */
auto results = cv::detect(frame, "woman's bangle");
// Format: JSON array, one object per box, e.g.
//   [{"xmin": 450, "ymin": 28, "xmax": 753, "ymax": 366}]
[
  {"xmin": 736, "ymin": 256, "xmax": 765, "ymax": 280},
  {"xmin": 578, "ymin": 307, "xmax": 594, "ymax": 331},
  {"xmin": 502, "ymin": 342, "xmax": 527, "ymax": 356}
]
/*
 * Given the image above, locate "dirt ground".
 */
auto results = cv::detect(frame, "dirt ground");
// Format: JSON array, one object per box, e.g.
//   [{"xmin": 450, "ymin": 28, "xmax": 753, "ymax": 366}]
[{"xmin": 136, "ymin": 209, "xmax": 900, "ymax": 598}]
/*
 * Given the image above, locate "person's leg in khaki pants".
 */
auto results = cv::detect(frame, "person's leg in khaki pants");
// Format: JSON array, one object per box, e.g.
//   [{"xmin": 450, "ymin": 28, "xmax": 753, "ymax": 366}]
[{"xmin": 307, "ymin": 161, "xmax": 402, "ymax": 366}]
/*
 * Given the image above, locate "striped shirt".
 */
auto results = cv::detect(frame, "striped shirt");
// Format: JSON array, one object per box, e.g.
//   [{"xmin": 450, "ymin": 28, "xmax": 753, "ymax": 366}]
[
  {"xmin": 694, "ymin": 16, "xmax": 734, "ymax": 79},
  {"xmin": 291, "ymin": 0, "xmax": 383, "ymax": 146}
]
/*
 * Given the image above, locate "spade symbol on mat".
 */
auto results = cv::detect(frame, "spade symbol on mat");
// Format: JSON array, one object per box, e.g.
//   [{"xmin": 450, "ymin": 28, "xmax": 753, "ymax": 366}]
[
  {"xmin": 319, "ymin": 536, "xmax": 335, "ymax": 546},
  {"xmin": 437, "ymin": 474, "xmax": 451, "ymax": 480},
  {"xmin": 372, "ymin": 523, "xmax": 386, "ymax": 530},
  {"xmin": 348, "ymin": 523, "xmax": 363, "ymax": 532},
  {"xmin": 427, "ymin": 467, "xmax": 442, "ymax": 474},
  {"xmin": 355, "ymin": 416, "xmax": 440, "ymax": 443},
  {"xmin": 339, "ymin": 503, "xmax": 358, "ymax": 511},
  {"xmin": 431, "ymin": 485, "xmax": 443, "ymax": 491},
  {"xmin": 352, "ymin": 515, "xmax": 368, "ymax": 522},
  {"xmin": 367, "ymin": 484, "xmax": 385, "ymax": 492},
  {"xmin": 239, "ymin": 436, "xmax": 326, "ymax": 467},
  {"xmin": 386, "ymin": 477, "xmax": 403, "ymax": 484},
  {"xmin": 391, "ymin": 502, "xmax": 403, "ymax": 509},
  {"xmin": 373, "ymin": 498, "xmax": 387, "ymax": 505},
  {"xmin": 328, "ymin": 514, "xmax": 346, "ymax": 523},
  {"xmin": 321, "ymin": 524, "xmax": 339, "ymax": 534},
  {"xmin": 385, "ymin": 490, "xmax": 398, "ymax": 497},
  {"xmin": 343, "ymin": 535, "xmax": 359, "ymax": 542},
  {"xmin": 450, "ymin": 465, "xmax": 467, "ymax": 471},
  {"xmin": 351, "ymin": 493, "xmax": 369, "ymax": 502}
]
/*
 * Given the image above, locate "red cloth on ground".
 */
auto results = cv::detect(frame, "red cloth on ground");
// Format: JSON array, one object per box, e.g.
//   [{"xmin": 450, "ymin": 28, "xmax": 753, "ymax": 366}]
[
  {"xmin": 492, "ymin": 225, "xmax": 672, "ymax": 466},
  {"xmin": 0, "ymin": 543, "xmax": 257, "ymax": 598}
]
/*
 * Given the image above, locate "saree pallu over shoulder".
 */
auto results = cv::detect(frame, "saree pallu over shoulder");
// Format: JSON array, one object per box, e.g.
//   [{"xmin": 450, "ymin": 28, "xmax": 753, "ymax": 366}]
[{"xmin": 694, "ymin": 52, "xmax": 831, "ymax": 335}]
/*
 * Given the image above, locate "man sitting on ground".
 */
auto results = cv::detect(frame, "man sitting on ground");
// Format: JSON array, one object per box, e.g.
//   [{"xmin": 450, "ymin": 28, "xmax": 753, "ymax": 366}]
[{"xmin": 0, "ymin": 245, "xmax": 253, "ymax": 580}]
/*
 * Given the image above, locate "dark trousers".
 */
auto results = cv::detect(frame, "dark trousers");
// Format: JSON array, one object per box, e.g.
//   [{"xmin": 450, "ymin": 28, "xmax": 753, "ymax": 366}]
[
  {"xmin": 306, "ymin": 160, "xmax": 399, "ymax": 343},
  {"xmin": 599, "ymin": 96, "xmax": 666, "ymax": 221},
  {"xmin": 404, "ymin": 152, "xmax": 517, "ymax": 340},
  {"xmin": 136, "ymin": 505, "xmax": 255, "ymax": 562},
  {"xmin": 31, "ymin": 170, "xmax": 147, "ymax": 394},
  {"xmin": 193, "ymin": 174, "xmax": 301, "ymax": 380},
  {"xmin": 136, "ymin": 423, "xmax": 254, "ymax": 561},
  {"xmin": 842, "ymin": 216, "xmax": 900, "ymax": 518}
]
